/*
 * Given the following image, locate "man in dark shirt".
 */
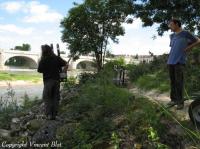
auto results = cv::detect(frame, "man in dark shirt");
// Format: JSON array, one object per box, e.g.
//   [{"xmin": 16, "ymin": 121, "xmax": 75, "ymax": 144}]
[{"xmin": 37, "ymin": 44, "xmax": 67, "ymax": 120}]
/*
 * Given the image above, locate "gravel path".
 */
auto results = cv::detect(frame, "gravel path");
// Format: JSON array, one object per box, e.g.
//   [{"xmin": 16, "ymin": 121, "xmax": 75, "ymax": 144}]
[{"xmin": 129, "ymin": 86, "xmax": 193, "ymax": 121}]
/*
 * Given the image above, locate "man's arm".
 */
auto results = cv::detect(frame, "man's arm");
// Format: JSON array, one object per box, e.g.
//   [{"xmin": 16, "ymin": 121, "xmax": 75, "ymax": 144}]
[
  {"xmin": 184, "ymin": 39, "xmax": 200, "ymax": 52},
  {"xmin": 58, "ymin": 56, "xmax": 68, "ymax": 72},
  {"xmin": 37, "ymin": 59, "xmax": 44, "ymax": 73}
]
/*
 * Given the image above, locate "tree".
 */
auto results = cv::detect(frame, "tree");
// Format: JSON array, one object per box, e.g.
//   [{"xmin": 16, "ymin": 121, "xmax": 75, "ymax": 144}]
[
  {"xmin": 130, "ymin": 0, "xmax": 200, "ymax": 36},
  {"xmin": 61, "ymin": 0, "xmax": 133, "ymax": 71},
  {"xmin": 14, "ymin": 43, "xmax": 31, "ymax": 51}
]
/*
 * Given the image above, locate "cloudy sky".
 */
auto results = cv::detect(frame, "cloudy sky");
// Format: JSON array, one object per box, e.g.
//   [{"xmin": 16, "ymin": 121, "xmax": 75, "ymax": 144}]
[{"xmin": 0, "ymin": 0, "xmax": 171, "ymax": 55}]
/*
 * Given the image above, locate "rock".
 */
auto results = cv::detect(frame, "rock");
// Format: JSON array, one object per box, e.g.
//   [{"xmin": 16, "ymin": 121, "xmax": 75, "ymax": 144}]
[
  {"xmin": 112, "ymin": 115, "xmax": 128, "ymax": 128},
  {"xmin": 160, "ymin": 119, "xmax": 185, "ymax": 136},
  {"xmin": 0, "ymin": 129, "xmax": 11, "ymax": 138},
  {"xmin": 32, "ymin": 120, "xmax": 61, "ymax": 143},
  {"xmin": 11, "ymin": 118, "xmax": 21, "ymax": 131},
  {"xmin": 11, "ymin": 118, "xmax": 20, "ymax": 123},
  {"xmin": 168, "ymin": 124, "xmax": 185, "ymax": 136},
  {"xmin": 20, "ymin": 114, "xmax": 35, "ymax": 126},
  {"xmin": 93, "ymin": 142, "xmax": 111, "ymax": 149},
  {"xmin": 20, "ymin": 131, "xmax": 29, "ymax": 137},
  {"xmin": 26, "ymin": 119, "xmax": 46, "ymax": 132},
  {"xmin": 161, "ymin": 133, "xmax": 184, "ymax": 149}
]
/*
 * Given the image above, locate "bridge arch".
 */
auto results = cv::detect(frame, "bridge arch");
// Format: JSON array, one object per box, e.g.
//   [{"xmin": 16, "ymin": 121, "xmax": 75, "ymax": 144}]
[
  {"xmin": 76, "ymin": 60, "xmax": 96, "ymax": 71},
  {"xmin": 4, "ymin": 56, "xmax": 38, "ymax": 69}
]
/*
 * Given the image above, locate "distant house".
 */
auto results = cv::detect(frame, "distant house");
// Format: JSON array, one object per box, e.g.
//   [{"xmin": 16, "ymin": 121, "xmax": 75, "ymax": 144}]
[{"xmin": 113, "ymin": 54, "xmax": 154, "ymax": 64}]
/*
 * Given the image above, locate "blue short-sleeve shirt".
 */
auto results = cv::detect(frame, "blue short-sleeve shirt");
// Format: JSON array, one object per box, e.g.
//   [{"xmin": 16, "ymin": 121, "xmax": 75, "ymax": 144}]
[{"xmin": 167, "ymin": 30, "xmax": 198, "ymax": 65}]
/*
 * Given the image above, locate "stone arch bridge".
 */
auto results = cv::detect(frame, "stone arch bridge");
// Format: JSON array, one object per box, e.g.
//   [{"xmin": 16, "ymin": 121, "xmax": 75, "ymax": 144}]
[
  {"xmin": 0, "ymin": 49, "xmax": 153, "ymax": 71},
  {"xmin": 0, "ymin": 50, "xmax": 99, "ymax": 71}
]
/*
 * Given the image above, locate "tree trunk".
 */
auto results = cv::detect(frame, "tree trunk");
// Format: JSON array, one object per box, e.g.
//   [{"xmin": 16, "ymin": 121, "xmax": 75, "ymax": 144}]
[{"xmin": 95, "ymin": 51, "xmax": 102, "ymax": 72}]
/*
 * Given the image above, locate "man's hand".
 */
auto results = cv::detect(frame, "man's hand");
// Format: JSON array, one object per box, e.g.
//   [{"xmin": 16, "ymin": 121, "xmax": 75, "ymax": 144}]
[{"xmin": 184, "ymin": 39, "xmax": 200, "ymax": 52}]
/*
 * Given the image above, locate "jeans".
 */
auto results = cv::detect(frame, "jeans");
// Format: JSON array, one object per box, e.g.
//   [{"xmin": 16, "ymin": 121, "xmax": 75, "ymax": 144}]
[
  {"xmin": 42, "ymin": 79, "xmax": 60, "ymax": 118},
  {"xmin": 168, "ymin": 64, "xmax": 184, "ymax": 104}
]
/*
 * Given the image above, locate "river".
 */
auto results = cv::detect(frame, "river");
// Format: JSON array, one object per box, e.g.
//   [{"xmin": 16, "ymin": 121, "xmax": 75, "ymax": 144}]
[
  {"xmin": 0, "ymin": 81, "xmax": 43, "ymax": 103},
  {"xmin": 0, "ymin": 70, "xmax": 94, "ymax": 103}
]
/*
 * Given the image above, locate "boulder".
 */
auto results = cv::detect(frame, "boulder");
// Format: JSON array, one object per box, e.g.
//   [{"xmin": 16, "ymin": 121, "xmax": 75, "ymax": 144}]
[
  {"xmin": 31, "ymin": 120, "xmax": 61, "ymax": 143},
  {"xmin": 0, "ymin": 129, "xmax": 11, "ymax": 138},
  {"xmin": 26, "ymin": 119, "xmax": 46, "ymax": 132}
]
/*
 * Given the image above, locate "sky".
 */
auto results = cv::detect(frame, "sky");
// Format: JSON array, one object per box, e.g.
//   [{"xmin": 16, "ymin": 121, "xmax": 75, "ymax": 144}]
[{"xmin": 0, "ymin": 0, "xmax": 172, "ymax": 55}]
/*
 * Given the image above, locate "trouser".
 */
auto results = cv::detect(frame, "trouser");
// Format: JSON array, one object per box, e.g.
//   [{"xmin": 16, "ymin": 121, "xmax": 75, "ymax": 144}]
[
  {"xmin": 43, "ymin": 79, "xmax": 60, "ymax": 118},
  {"xmin": 168, "ymin": 64, "xmax": 184, "ymax": 104}
]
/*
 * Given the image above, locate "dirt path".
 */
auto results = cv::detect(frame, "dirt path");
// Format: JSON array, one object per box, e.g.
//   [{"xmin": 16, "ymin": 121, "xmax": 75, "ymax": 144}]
[{"xmin": 129, "ymin": 86, "xmax": 193, "ymax": 121}]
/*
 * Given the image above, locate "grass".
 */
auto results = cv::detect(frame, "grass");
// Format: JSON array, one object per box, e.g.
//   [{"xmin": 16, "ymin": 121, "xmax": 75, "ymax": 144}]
[
  {"xmin": 129, "ymin": 69, "xmax": 200, "ymax": 147},
  {"xmin": 135, "ymin": 71, "xmax": 170, "ymax": 93},
  {"xmin": 57, "ymin": 69, "xmax": 198, "ymax": 148},
  {"xmin": 0, "ymin": 71, "xmax": 42, "ymax": 82}
]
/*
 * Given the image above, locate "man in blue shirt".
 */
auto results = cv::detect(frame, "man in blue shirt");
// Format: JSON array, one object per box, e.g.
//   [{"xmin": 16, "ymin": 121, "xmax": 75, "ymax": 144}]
[{"xmin": 167, "ymin": 19, "xmax": 200, "ymax": 109}]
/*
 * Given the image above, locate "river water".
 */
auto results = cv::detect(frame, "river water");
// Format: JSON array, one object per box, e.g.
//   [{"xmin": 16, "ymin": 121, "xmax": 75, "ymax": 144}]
[
  {"xmin": 0, "ymin": 82, "xmax": 43, "ymax": 103},
  {"xmin": 0, "ymin": 70, "xmax": 94, "ymax": 103}
]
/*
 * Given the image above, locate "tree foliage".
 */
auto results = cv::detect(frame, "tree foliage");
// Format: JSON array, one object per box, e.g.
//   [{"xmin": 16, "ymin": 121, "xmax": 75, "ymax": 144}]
[
  {"xmin": 131, "ymin": 0, "xmax": 200, "ymax": 36},
  {"xmin": 61, "ymin": 0, "xmax": 200, "ymax": 69},
  {"xmin": 61, "ymin": 0, "xmax": 133, "ymax": 71},
  {"xmin": 13, "ymin": 43, "xmax": 31, "ymax": 51}
]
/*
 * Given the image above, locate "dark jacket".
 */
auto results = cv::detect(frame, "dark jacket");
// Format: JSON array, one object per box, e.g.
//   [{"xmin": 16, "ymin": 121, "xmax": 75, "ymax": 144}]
[{"xmin": 37, "ymin": 55, "xmax": 66, "ymax": 81}]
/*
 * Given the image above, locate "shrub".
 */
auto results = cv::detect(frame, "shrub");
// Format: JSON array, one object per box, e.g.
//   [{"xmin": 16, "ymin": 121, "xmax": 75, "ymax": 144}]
[
  {"xmin": 62, "ymin": 76, "xmax": 77, "ymax": 89},
  {"xmin": 58, "ymin": 71, "xmax": 133, "ymax": 147},
  {"xmin": 78, "ymin": 72, "xmax": 97, "ymax": 84}
]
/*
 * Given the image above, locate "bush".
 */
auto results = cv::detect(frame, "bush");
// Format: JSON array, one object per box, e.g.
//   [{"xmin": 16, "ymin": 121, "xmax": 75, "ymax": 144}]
[
  {"xmin": 127, "ymin": 54, "xmax": 169, "ymax": 82},
  {"xmin": 127, "ymin": 63, "xmax": 150, "ymax": 81},
  {"xmin": 62, "ymin": 76, "xmax": 77, "ymax": 89},
  {"xmin": 58, "ymin": 71, "xmax": 133, "ymax": 147},
  {"xmin": 127, "ymin": 51, "xmax": 200, "ymax": 95},
  {"xmin": 135, "ymin": 71, "xmax": 170, "ymax": 93},
  {"xmin": 78, "ymin": 72, "xmax": 97, "ymax": 84}
]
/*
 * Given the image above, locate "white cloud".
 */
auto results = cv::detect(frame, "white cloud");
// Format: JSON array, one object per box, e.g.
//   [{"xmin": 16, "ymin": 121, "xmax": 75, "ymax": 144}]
[
  {"xmin": 23, "ymin": 1, "xmax": 62, "ymax": 23},
  {"xmin": 0, "ymin": 24, "xmax": 34, "ymax": 35},
  {"xmin": 1, "ymin": 1, "xmax": 24, "ymax": 13},
  {"xmin": 110, "ymin": 26, "xmax": 171, "ymax": 55},
  {"xmin": 44, "ymin": 30, "xmax": 55, "ymax": 35},
  {"xmin": 0, "ymin": 26, "xmax": 67, "ymax": 54},
  {"xmin": 0, "ymin": 2, "xmax": 171, "ymax": 56},
  {"xmin": 1, "ymin": 1, "xmax": 62, "ymax": 23}
]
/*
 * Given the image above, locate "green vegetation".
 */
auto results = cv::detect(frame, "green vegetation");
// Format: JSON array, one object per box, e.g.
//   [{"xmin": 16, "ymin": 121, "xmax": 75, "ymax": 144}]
[
  {"xmin": 130, "ymin": 1, "xmax": 200, "ymax": 36},
  {"xmin": 127, "ymin": 49, "xmax": 200, "ymax": 95},
  {"xmin": 0, "ymin": 71, "xmax": 42, "ymax": 82},
  {"xmin": 13, "ymin": 43, "xmax": 31, "ymax": 51},
  {"xmin": 55, "ymin": 61, "xmax": 200, "ymax": 148},
  {"xmin": 135, "ymin": 71, "xmax": 169, "ymax": 93},
  {"xmin": 61, "ymin": 0, "xmax": 133, "ymax": 71},
  {"xmin": 1, "ymin": 0, "xmax": 200, "ymax": 147},
  {"xmin": 127, "ymin": 54, "xmax": 169, "ymax": 93},
  {"xmin": 0, "ymin": 59, "xmax": 199, "ymax": 148}
]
